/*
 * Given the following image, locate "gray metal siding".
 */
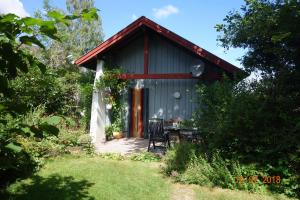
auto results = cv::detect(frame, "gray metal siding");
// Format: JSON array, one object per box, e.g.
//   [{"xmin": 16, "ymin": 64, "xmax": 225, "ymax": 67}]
[
  {"xmin": 144, "ymin": 79, "xmax": 199, "ymax": 120},
  {"xmin": 112, "ymin": 36, "xmax": 144, "ymax": 74},
  {"xmin": 148, "ymin": 34, "xmax": 204, "ymax": 74},
  {"xmin": 107, "ymin": 32, "xmax": 215, "ymax": 121}
]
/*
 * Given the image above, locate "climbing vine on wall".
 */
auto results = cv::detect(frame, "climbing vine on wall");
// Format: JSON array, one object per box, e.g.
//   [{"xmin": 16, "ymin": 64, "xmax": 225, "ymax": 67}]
[{"xmin": 95, "ymin": 66, "xmax": 129, "ymax": 134}]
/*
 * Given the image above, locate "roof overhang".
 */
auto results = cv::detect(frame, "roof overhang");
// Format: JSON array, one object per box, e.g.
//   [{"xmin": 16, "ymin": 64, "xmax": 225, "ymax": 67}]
[{"xmin": 75, "ymin": 16, "xmax": 246, "ymax": 76}]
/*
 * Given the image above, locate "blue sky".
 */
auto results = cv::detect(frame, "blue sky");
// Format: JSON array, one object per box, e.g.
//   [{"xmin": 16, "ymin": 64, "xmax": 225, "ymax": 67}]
[{"xmin": 1, "ymin": 0, "xmax": 247, "ymax": 69}]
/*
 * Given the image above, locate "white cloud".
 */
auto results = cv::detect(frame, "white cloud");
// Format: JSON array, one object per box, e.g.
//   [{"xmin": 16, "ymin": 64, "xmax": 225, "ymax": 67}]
[
  {"xmin": 131, "ymin": 14, "xmax": 137, "ymax": 20},
  {"xmin": 0, "ymin": 0, "xmax": 29, "ymax": 17},
  {"xmin": 152, "ymin": 5, "xmax": 179, "ymax": 19}
]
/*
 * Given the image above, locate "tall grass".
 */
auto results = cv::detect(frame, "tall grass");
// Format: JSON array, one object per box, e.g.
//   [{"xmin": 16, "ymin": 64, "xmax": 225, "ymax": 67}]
[{"xmin": 163, "ymin": 143, "xmax": 268, "ymax": 194}]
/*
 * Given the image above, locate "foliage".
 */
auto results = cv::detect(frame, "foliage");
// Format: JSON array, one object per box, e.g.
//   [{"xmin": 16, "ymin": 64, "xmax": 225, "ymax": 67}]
[
  {"xmin": 65, "ymin": 0, "xmax": 103, "ymax": 57},
  {"xmin": 78, "ymin": 70, "xmax": 95, "ymax": 130},
  {"xmin": 3, "ymin": 155, "xmax": 291, "ymax": 200},
  {"xmin": 10, "ymin": 66, "xmax": 80, "ymax": 115},
  {"xmin": 35, "ymin": 0, "xmax": 103, "ymax": 68},
  {"xmin": 3, "ymin": 106, "xmax": 93, "ymax": 175},
  {"xmin": 193, "ymin": 78, "xmax": 299, "ymax": 197},
  {"xmin": 199, "ymin": 1, "xmax": 300, "ymax": 197},
  {"xmin": 77, "ymin": 134, "xmax": 94, "ymax": 154},
  {"xmin": 96, "ymin": 67, "xmax": 129, "ymax": 135},
  {"xmin": 164, "ymin": 143, "xmax": 268, "ymax": 194},
  {"xmin": 130, "ymin": 152, "xmax": 161, "ymax": 162},
  {"xmin": 163, "ymin": 142, "xmax": 199, "ymax": 174},
  {"xmin": 98, "ymin": 153, "xmax": 125, "ymax": 161},
  {"xmin": 35, "ymin": 0, "xmax": 102, "ymax": 129},
  {"xmin": 104, "ymin": 125, "xmax": 113, "ymax": 139},
  {"xmin": 97, "ymin": 152, "xmax": 161, "ymax": 163},
  {"xmin": 96, "ymin": 67, "xmax": 128, "ymax": 106},
  {"xmin": 179, "ymin": 119, "xmax": 196, "ymax": 129},
  {"xmin": 215, "ymin": 0, "xmax": 300, "ymax": 77},
  {"xmin": 0, "ymin": 8, "xmax": 99, "ymax": 186}
]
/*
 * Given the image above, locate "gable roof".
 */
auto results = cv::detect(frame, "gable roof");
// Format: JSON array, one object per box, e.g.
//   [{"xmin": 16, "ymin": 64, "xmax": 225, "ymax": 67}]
[{"xmin": 75, "ymin": 16, "xmax": 243, "ymax": 75}]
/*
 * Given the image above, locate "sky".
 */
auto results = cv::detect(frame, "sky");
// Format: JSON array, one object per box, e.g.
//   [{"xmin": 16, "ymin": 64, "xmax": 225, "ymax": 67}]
[{"xmin": 0, "ymin": 0, "xmax": 247, "ymax": 70}]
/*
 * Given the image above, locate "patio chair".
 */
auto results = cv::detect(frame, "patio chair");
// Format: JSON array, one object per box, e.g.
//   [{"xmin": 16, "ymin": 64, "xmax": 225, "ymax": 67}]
[{"xmin": 147, "ymin": 118, "xmax": 170, "ymax": 152}]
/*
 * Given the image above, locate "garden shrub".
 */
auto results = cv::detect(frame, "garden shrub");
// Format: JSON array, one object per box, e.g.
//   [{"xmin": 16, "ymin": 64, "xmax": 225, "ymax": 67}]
[
  {"xmin": 1, "ymin": 105, "xmax": 93, "ymax": 185},
  {"xmin": 164, "ymin": 143, "xmax": 268, "ymax": 194},
  {"xmin": 10, "ymin": 67, "xmax": 80, "ymax": 116},
  {"xmin": 79, "ymin": 70, "xmax": 95, "ymax": 130},
  {"xmin": 163, "ymin": 142, "xmax": 198, "ymax": 175},
  {"xmin": 130, "ymin": 152, "xmax": 161, "ymax": 162},
  {"xmin": 179, "ymin": 154, "xmax": 214, "ymax": 186},
  {"xmin": 77, "ymin": 134, "xmax": 94, "ymax": 154},
  {"xmin": 192, "ymin": 77, "xmax": 300, "ymax": 197}
]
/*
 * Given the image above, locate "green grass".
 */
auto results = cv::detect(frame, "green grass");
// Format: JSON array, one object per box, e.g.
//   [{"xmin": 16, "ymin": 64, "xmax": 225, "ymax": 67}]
[
  {"xmin": 6, "ymin": 155, "xmax": 170, "ymax": 200},
  {"xmin": 5, "ymin": 155, "xmax": 294, "ymax": 200}
]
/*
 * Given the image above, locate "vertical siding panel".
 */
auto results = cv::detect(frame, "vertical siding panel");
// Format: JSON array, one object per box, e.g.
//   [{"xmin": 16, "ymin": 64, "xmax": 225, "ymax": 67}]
[
  {"xmin": 190, "ymin": 80, "xmax": 194, "ymax": 116},
  {"xmin": 180, "ymin": 80, "xmax": 185, "ymax": 119},
  {"xmin": 167, "ymin": 40, "xmax": 171, "ymax": 73},
  {"xmin": 175, "ymin": 44, "xmax": 180, "ymax": 73},
  {"xmin": 159, "ymin": 39, "xmax": 164, "ymax": 74},
  {"xmin": 111, "ymin": 33, "xmax": 202, "ymax": 122},
  {"xmin": 161, "ymin": 80, "xmax": 165, "ymax": 119},
  {"xmin": 181, "ymin": 80, "xmax": 188, "ymax": 119},
  {"xmin": 166, "ymin": 79, "xmax": 169, "ymax": 119}
]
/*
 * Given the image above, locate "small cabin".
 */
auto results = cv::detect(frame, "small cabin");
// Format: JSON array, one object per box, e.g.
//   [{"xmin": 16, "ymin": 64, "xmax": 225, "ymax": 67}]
[{"xmin": 75, "ymin": 16, "xmax": 243, "ymax": 144}]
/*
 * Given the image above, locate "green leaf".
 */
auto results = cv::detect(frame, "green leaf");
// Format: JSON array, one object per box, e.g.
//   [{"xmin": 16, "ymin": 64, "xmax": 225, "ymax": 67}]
[
  {"xmin": 81, "ymin": 8, "xmax": 99, "ymax": 21},
  {"xmin": 19, "ymin": 36, "xmax": 45, "ymax": 49},
  {"xmin": 65, "ymin": 117, "xmax": 76, "ymax": 127},
  {"xmin": 21, "ymin": 17, "xmax": 43, "ymax": 26},
  {"xmin": 36, "ymin": 61, "xmax": 47, "ymax": 73},
  {"xmin": 5, "ymin": 142, "xmax": 22, "ymax": 153},
  {"xmin": 39, "ymin": 21, "xmax": 59, "ymax": 40},
  {"xmin": 39, "ymin": 123, "xmax": 59, "ymax": 136},
  {"xmin": 21, "ymin": 126, "xmax": 31, "ymax": 135},
  {"xmin": 0, "ymin": 13, "xmax": 19, "ymax": 23},
  {"xmin": 30, "ymin": 125, "xmax": 43, "ymax": 138},
  {"xmin": 43, "ymin": 116, "xmax": 62, "ymax": 126},
  {"xmin": 15, "ymin": 55, "xmax": 29, "ymax": 73},
  {"xmin": 271, "ymin": 32, "xmax": 291, "ymax": 42},
  {"xmin": 64, "ymin": 14, "xmax": 80, "ymax": 20},
  {"xmin": 0, "ymin": 75, "xmax": 8, "ymax": 93},
  {"xmin": 48, "ymin": 10, "xmax": 69, "ymax": 25},
  {"xmin": 47, "ymin": 10, "xmax": 65, "ymax": 20},
  {"xmin": 0, "ymin": 104, "xmax": 6, "ymax": 112}
]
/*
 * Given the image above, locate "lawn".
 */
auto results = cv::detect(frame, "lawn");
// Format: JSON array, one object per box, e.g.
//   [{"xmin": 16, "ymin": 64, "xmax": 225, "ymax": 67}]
[{"xmin": 5, "ymin": 155, "xmax": 293, "ymax": 200}]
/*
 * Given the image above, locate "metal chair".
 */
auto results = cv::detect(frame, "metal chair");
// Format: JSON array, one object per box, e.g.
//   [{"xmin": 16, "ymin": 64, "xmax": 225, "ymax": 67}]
[{"xmin": 147, "ymin": 118, "xmax": 170, "ymax": 152}]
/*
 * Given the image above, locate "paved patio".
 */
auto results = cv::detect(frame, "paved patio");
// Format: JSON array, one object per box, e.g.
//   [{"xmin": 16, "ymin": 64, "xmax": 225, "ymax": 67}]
[
  {"xmin": 95, "ymin": 138, "xmax": 149, "ymax": 155},
  {"xmin": 95, "ymin": 138, "xmax": 168, "ymax": 155}
]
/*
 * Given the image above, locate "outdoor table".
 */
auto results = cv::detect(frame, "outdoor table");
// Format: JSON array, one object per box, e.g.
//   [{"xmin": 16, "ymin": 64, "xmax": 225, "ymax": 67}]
[{"xmin": 164, "ymin": 126, "xmax": 199, "ymax": 143}]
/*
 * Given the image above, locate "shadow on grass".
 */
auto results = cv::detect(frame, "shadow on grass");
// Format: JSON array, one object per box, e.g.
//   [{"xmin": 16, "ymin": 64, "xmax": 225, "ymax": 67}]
[{"xmin": 5, "ymin": 174, "xmax": 95, "ymax": 200}]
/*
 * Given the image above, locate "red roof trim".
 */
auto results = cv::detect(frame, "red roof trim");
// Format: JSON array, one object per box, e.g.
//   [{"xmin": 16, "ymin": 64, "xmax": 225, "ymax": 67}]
[
  {"xmin": 118, "ymin": 73, "xmax": 222, "ymax": 80},
  {"xmin": 75, "ymin": 16, "xmax": 241, "ymax": 74}
]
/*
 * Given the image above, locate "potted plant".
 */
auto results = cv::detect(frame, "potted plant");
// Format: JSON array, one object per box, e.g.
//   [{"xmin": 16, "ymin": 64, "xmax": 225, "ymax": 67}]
[
  {"xmin": 112, "ymin": 122, "xmax": 123, "ymax": 139},
  {"xmin": 104, "ymin": 125, "xmax": 113, "ymax": 141}
]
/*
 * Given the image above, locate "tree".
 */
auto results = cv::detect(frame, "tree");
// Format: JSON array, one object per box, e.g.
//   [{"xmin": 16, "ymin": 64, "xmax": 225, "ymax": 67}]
[
  {"xmin": 37, "ymin": 0, "xmax": 103, "ymax": 68},
  {"xmin": 33, "ymin": 0, "xmax": 103, "ymax": 128},
  {"xmin": 0, "ymin": 8, "xmax": 98, "ymax": 184},
  {"xmin": 216, "ymin": 0, "xmax": 300, "ymax": 77},
  {"xmin": 211, "ymin": 0, "xmax": 300, "ymax": 197},
  {"xmin": 66, "ymin": 0, "xmax": 104, "ymax": 58}
]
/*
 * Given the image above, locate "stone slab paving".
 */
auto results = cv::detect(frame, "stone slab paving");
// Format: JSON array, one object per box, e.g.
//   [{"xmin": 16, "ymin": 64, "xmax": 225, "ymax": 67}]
[
  {"xmin": 95, "ymin": 138, "xmax": 149, "ymax": 155},
  {"xmin": 95, "ymin": 138, "xmax": 167, "ymax": 155}
]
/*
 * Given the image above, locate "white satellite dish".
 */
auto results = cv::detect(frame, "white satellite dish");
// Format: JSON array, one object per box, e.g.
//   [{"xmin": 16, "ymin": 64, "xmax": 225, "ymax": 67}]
[{"xmin": 191, "ymin": 61, "xmax": 205, "ymax": 77}]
